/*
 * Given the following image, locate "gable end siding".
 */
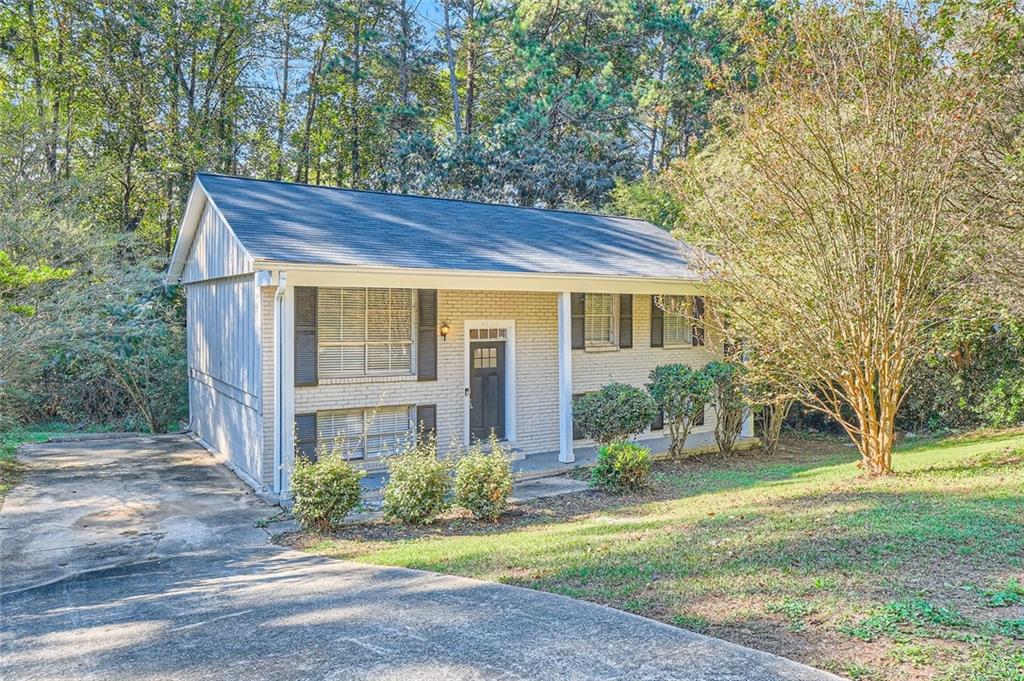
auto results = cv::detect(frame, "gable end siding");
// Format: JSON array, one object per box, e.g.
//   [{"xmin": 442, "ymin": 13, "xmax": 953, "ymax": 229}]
[
  {"xmin": 186, "ymin": 275, "xmax": 264, "ymax": 485},
  {"xmin": 182, "ymin": 202, "xmax": 254, "ymax": 284}
]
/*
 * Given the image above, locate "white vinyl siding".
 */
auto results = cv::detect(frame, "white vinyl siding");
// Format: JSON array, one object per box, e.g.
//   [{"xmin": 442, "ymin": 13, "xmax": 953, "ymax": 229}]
[
  {"xmin": 317, "ymin": 287, "xmax": 413, "ymax": 377},
  {"xmin": 663, "ymin": 294, "xmax": 693, "ymax": 346},
  {"xmin": 584, "ymin": 293, "xmax": 617, "ymax": 346},
  {"xmin": 316, "ymin": 405, "xmax": 414, "ymax": 460}
]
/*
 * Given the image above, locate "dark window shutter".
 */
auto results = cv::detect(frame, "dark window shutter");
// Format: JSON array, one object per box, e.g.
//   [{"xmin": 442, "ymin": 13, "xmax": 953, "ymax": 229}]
[
  {"xmin": 417, "ymin": 289, "xmax": 437, "ymax": 381},
  {"xmin": 294, "ymin": 287, "xmax": 318, "ymax": 386},
  {"xmin": 650, "ymin": 295, "xmax": 664, "ymax": 348},
  {"xmin": 618, "ymin": 294, "xmax": 633, "ymax": 349},
  {"xmin": 692, "ymin": 296, "xmax": 706, "ymax": 347},
  {"xmin": 651, "ymin": 407, "xmax": 664, "ymax": 431},
  {"xmin": 570, "ymin": 293, "xmax": 585, "ymax": 349},
  {"xmin": 294, "ymin": 413, "xmax": 318, "ymax": 462},
  {"xmin": 416, "ymin": 404, "xmax": 437, "ymax": 443},
  {"xmin": 694, "ymin": 403, "xmax": 706, "ymax": 426},
  {"xmin": 572, "ymin": 393, "xmax": 584, "ymax": 440}
]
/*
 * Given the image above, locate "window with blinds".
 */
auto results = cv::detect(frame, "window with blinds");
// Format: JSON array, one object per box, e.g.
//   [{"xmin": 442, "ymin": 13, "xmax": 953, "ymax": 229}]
[
  {"xmin": 584, "ymin": 293, "xmax": 617, "ymax": 346},
  {"xmin": 662, "ymin": 295, "xmax": 693, "ymax": 346},
  {"xmin": 316, "ymin": 406, "xmax": 414, "ymax": 460},
  {"xmin": 317, "ymin": 287, "xmax": 413, "ymax": 377}
]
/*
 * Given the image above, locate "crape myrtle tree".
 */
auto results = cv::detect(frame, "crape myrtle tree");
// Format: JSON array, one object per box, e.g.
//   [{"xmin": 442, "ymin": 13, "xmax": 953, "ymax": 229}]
[{"xmin": 678, "ymin": 2, "xmax": 1010, "ymax": 475}]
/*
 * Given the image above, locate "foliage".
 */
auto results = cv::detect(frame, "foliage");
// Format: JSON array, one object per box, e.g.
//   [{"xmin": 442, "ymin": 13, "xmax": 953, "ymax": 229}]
[
  {"xmin": 590, "ymin": 441, "xmax": 651, "ymax": 492},
  {"xmin": 290, "ymin": 445, "xmax": 365, "ymax": 532},
  {"xmin": 453, "ymin": 434, "xmax": 514, "ymax": 521},
  {"xmin": 304, "ymin": 431, "xmax": 1024, "ymax": 681},
  {"xmin": 0, "ymin": 251, "xmax": 73, "ymax": 315},
  {"xmin": 705, "ymin": 361, "xmax": 745, "ymax": 456},
  {"xmin": 0, "ymin": 169, "xmax": 186, "ymax": 433},
  {"xmin": 900, "ymin": 313, "xmax": 1024, "ymax": 432},
  {"xmin": 573, "ymin": 382, "xmax": 659, "ymax": 444},
  {"xmin": 382, "ymin": 436, "xmax": 451, "ymax": 524},
  {"xmin": 678, "ymin": 3, "xmax": 1014, "ymax": 474},
  {"xmin": 646, "ymin": 363, "xmax": 713, "ymax": 458}
]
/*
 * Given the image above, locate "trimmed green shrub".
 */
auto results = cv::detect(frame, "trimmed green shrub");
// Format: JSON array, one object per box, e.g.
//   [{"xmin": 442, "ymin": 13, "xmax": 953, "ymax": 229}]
[
  {"xmin": 290, "ymin": 447, "xmax": 365, "ymax": 532},
  {"xmin": 454, "ymin": 435, "xmax": 514, "ymax": 521},
  {"xmin": 647, "ymin": 364, "xmax": 713, "ymax": 458},
  {"xmin": 590, "ymin": 441, "xmax": 652, "ymax": 491},
  {"xmin": 382, "ymin": 437, "xmax": 451, "ymax": 524},
  {"xmin": 574, "ymin": 382, "xmax": 658, "ymax": 444}
]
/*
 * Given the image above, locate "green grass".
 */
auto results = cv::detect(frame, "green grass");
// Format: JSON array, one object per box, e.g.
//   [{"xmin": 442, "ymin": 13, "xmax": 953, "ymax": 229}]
[
  {"xmin": 0, "ymin": 425, "xmax": 79, "ymax": 503},
  {"xmin": 302, "ymin": 433, "xmax": 1024, "ymax": 680}
]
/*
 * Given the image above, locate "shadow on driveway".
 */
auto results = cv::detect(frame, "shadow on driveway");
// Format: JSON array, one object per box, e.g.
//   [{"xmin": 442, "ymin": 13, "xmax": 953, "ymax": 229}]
[{"xmin": 1, "ymin": 435, "xmax": 842, "ymax": 681}]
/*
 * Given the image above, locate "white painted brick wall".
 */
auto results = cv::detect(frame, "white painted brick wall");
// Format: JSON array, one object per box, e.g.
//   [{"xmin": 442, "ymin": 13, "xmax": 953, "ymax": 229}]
[
  {"xmin": 573, "ymin": 294, "xmax": 723, "ymax": 434},
  {"xmin": 260, "ymin": 289, "xmax": 725, "ymax": 468}
]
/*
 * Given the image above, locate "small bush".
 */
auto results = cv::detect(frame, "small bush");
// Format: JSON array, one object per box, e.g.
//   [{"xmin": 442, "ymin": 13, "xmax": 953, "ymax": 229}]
[
  {"xmin": 382, "ymin": 437, "xmax": 451, "ymax": 524},
  {"xmin": 705, "ymin": 361, "xmax": 746, "ymax": 455},
  {"xmin": 590, "ymin": 441, "xmax": 651, "ymax": 491},
  {"xmin": 290, "ymin": 447, "xmax": 365, "ymax": 532},
  {"xmin": 454, "ymin": 435, "xmax": 514, "ymax": 521},
  {"xmin": 574, "ymin": 382, "xmax": 658, "ymax": 444},
  {"xmin": 647, "ymin": 364, "xmax": 713, "ymax": 458}
]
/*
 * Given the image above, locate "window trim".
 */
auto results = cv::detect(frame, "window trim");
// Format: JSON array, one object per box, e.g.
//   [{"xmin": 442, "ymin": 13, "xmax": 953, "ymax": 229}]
[
  {"xmin": 583, "ymin": 292, "xmax": 619, "ymax": 349},
  {"xmin": 316, "ymin": 405, "xmax": 415, "ymax": 461},
  {"xmin": 661, "ymin": 294, "xmax": 694, "ymax": 348},
  {"xmin": 316, "ymin": 287, "xmax": 416, "ymax": 378}
]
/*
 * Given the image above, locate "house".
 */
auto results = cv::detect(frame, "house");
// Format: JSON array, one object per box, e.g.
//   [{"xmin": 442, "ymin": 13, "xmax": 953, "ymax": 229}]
[{"xmin": 166, "ymin": 172, "xmax": 753, "ymax": 498}]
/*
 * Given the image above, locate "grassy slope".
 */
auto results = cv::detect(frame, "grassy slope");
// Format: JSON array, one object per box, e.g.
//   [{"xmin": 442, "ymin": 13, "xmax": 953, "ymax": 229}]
[{"xmin": 305, "ymin": 434, "xmax": 1024, "ymax": 680}]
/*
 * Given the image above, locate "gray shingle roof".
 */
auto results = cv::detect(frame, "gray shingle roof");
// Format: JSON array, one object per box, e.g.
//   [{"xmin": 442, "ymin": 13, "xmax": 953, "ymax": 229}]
[{"xmin": 197, "ymin": 172, "xmax": 697, "ymax": 279}]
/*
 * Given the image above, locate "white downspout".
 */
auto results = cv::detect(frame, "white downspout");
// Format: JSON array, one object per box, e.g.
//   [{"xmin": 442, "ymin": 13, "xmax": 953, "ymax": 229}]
[{"xmin": 274, "ymin": 271, "xmax": 287, "ymax": 495}]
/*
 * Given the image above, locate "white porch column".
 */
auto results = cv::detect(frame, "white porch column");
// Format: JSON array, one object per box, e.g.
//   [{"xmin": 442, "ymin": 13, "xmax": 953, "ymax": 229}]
[{"xmin": 557, "ymin": 291, "xmax": 574, "ymax": 463}]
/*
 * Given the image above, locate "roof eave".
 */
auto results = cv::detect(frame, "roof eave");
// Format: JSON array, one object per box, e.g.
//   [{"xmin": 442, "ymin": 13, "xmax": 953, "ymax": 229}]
[
  {"xmin": 251, "ymin": 259, "xmax": 706, "ymax": 295},
  {"xmin": 165, "ymin": 178, "xmax": 207, "ymax": 285}
]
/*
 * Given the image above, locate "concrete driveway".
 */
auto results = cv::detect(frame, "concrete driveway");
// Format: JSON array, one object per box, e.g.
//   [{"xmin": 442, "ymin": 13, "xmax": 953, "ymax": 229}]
[{"xmin": 0, "ymin": 435, "xmax": 842, "ymax": 681}]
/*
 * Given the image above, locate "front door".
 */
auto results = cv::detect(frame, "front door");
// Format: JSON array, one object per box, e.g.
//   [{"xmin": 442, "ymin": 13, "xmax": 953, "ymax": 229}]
[{"xmin": 469, "ymin": 341, "xmax": 505, "ymax": 441}]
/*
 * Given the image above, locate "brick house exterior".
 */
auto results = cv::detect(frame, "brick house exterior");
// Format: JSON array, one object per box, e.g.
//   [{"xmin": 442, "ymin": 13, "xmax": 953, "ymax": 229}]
[{"xmin": 168, "ymin": 173, "xmax": 752, "ymax": 499}]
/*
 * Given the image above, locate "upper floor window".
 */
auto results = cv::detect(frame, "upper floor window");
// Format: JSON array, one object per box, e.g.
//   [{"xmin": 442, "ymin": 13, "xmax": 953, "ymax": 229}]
[
  {"xmin": 662, "ymin": 294, "xmax": 694, "ymax": 346},
  {"xmin": 317, "ymin": 287, "xmax": 413, "ymax": 377},
  {"xmin": 585, "ymin": 293, "xmax": 617, "ymax": 346}
]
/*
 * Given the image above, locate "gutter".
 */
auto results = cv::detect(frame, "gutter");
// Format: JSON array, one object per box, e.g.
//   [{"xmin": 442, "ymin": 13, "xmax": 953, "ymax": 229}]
[{"xmin": 273, "ymin": 271, "xmax": 287, "ymax": 495}]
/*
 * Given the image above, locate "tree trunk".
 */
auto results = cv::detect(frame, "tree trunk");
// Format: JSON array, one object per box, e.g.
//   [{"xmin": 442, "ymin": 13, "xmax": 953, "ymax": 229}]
[
  {"xmin": 296, "ymin": 35, "xmax": 327, "ymax": 184},
  {"xmin": 442, "ymin": 0, "xmax": 462, "ymax": 139},
  {"xmin": 276, "ymin": 16, "xmax": 291, "ymax": 181},
  {"xmin": 464, "ymin": 0, "xmax": 477, "ymax": 136},
  {"xmin": 350, "ymin": 13, "xmax": 362, "ymax": 185}
]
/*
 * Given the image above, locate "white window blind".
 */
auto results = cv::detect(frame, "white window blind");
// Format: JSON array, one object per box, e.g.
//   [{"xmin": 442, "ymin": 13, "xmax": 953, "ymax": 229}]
[
  {"xmin": 663, "ymin": 295, "xmax": 693, "ymax": 346},
  {"xmin": 317, "ymin": 287, "xmax": 413, "ymax": 377},
  {"xmin": 584, "ymin": 293, "xmax": 616, "ymax": 345},
  {"xmin": 317, "ymin": 406, "xmax": 413, "ymax": 460}
]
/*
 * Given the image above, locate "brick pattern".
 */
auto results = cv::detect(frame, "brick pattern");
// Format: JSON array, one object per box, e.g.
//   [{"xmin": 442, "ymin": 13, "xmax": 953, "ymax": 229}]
[
  {"xmin": 287, "ymin": 290, "xmax": 560, "ymax": 459},
  {"xmin": 260, "ymin": 289, "xmax": 725, "ymax": 470},
  {"xmin": 572, "ymin": 294, "xmax": 723, "ymax": 435},
  {"xmin": 260, "ymin": 287, "xmax": 276, "ymax": 485}
]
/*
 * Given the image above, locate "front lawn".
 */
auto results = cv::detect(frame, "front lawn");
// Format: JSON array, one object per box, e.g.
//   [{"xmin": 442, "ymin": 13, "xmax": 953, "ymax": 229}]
[{"xmin": 288, "ymin": 433, "xmax": 1024, "ymax": 680}]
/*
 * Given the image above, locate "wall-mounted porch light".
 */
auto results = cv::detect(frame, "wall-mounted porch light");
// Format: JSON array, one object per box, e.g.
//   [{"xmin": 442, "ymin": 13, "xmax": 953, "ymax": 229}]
[{"xmin": 439, "ymin": 321, "xmax": 451, "ymax": 341}]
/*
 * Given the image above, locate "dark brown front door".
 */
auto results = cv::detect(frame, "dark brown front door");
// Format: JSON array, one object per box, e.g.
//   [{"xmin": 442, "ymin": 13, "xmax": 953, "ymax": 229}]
[{"xmin": 470, "ymin": 341, "xmax": 505, "ymax": 441}]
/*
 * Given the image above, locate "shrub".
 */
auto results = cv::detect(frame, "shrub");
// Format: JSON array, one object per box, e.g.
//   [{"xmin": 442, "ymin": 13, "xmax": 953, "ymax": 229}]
[
  {"xmin": 382, "ymin": 436, "xmax": 451, "ymax": 524},
  {"xmin": 646, "ymin": 364, "xmax": 713, "ymax": 458},
  {"xmin": 705, "ymin": 361, "xmax": 746, "ymax": 455},
  {"xmin": 453, "ymin": 435, "xmax": 514, "ymax": 521},
  {"xmin": 290, "ymin": 445, "xmax": 365, "ymax": 532},
  {"xmin": 574, "ymin": 382, "xmax": 658, "ymax": 444},
  {"xmin": 590, "ymin": 441, "xmax": 651, "ymax": 492}
]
